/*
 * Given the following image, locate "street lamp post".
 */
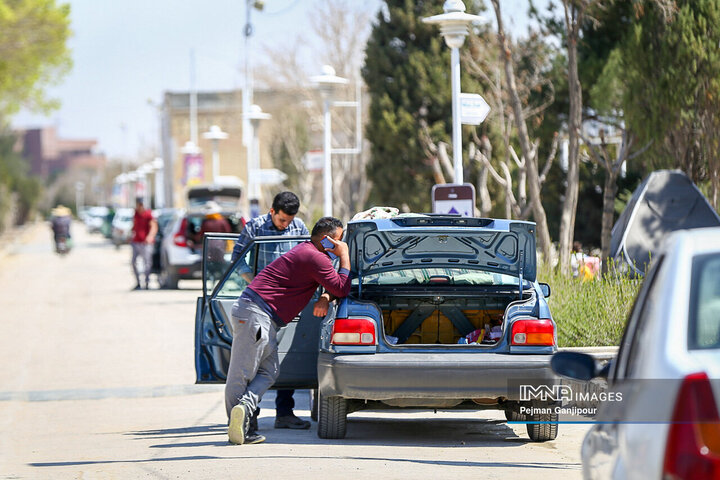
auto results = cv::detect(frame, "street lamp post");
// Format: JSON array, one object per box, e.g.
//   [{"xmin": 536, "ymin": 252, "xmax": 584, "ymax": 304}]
[
  {"xmin": 245, "ymin": 104, "xmax": 271, "ymax": 217},
  {"xmin": 151, "ymin": 157, "xmax": 165, "ymax": 208},
  {"xmin": 310, "ymin": 65, "xmax": 348, "ymax": 217},
  {"xmin": 423, "ymin": 0, "xmax": 483, "ymax": 185},
  {"xmin": 202, "ymin": 125, "xmax": 229, "ymax": 184}
]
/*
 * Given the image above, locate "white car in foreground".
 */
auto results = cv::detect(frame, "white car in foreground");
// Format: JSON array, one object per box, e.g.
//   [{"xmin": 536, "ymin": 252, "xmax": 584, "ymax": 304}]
[{"xmin": 552, "ymin": 227, "xmax": 720, "ymax": 479}]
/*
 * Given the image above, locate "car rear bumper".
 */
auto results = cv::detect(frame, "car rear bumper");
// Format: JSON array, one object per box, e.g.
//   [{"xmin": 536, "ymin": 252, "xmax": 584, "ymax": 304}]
[
  {"xmin": 169, "ymin": 262, "xmax": 202, "ymax": 280},
  {"xmin": 317, "ymin": 351, "xmax": 555, "ymax": 401}
]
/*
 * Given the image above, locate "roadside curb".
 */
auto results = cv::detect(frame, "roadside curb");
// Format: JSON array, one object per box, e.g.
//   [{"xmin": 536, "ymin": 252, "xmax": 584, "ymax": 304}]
[{"xmin": 558, "ymin": 346, "xmax": 618, "ymax": 362}]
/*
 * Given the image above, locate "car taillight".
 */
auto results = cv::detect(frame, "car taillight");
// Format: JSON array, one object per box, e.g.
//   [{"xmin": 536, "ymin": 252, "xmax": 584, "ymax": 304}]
[
  {"xmin": 173, "ymin": 218, "xmax": 188, "ymax": 247},
  {"xmin": 331, "ymin": 318, "xmax": 376, "ymax": 345},
  {"xmin": 511, "ymin": 319, "xmax": 555, "ymax": 346},
  {"xmin": 663, "ymin": 372, "xmax": 720, "ymax": 479}
]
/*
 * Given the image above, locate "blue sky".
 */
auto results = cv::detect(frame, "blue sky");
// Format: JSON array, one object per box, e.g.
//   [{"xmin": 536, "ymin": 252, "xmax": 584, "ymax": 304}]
[{"xmin": 12, "ymin": 0, "xmax": 540, "ymax": 161}]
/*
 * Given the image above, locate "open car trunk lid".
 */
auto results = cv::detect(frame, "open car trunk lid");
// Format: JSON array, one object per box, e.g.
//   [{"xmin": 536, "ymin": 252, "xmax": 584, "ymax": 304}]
[{"xmin": 346, "ymin": 216, "xmax": 537, "ymax": 283}]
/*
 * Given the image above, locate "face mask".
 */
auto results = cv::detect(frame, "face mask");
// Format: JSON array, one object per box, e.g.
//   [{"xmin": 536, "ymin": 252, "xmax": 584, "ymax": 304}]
[{"xmin": 321, "ymin": 237, "xmax": 337, "ymax": 260}]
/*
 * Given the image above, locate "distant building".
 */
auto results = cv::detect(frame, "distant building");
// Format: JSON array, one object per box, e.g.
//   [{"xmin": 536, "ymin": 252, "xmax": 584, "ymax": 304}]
[
  {"xmin": 17, "ymin": 127, "xmax": 106, "ymax": 179},
  {"xmin": 161, "ymin": 89, "xmax": 290, "ymax": 211}
]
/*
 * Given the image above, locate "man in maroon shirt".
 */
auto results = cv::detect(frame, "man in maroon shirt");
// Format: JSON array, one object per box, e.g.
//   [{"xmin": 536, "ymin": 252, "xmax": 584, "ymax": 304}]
[
  {"xmin": 130, "ymin": 198, "xmax": 157, "ymax": 290},
  {"xmin": 226, "ymin": 217, "xmax": 351, "ymax": 445}
]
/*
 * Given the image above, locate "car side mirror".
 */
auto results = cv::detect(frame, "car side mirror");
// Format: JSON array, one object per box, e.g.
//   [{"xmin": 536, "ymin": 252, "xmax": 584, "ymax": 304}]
[
  {"xmin": 539, "ymin": 282, "xmax": 551, "ymax": 298},
  {"xmin": 551, "ymin": 351, "xmax": 600, "ymax": 381}
]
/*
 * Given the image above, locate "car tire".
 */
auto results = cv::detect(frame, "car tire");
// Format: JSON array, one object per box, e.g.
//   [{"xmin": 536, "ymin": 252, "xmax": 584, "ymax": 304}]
[
  {"xmin": 159, "ymin": 254, "xmax": 179, "ymax": 289},
  {"xmin": 504, "ymin": 408, "xmax": 526, "ymax": 422},
  {"xmin": 310, "ymin": 389, "xmax": 319, "ymax": 422},
  {"xmin": 526, "ymin": 411, "xmax": 558, "ymax": 442},
  {"xmin": 317, "ymin": 393, "xmax": 347, "ymax": 439}
]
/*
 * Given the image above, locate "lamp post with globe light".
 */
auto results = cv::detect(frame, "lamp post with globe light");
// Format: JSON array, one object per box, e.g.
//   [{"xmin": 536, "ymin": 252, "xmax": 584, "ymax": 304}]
[
  {"xmin": 310, "ymin": 65, "xmax": 348, "ymax": 217},
  {"xmin": 423, "ymin": 0, "xmax": 483, "ymax": 185},
  {"xmin": 245, "ymin": 105, "xmax": 271, "ymax": 218},
  {"xmin": 202, "ymin": 125, "xmax": 229, "ymax": 184}
]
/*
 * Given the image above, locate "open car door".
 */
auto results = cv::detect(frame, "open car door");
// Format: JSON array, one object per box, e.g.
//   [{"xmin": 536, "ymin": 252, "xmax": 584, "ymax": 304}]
[{"xmin": 194, "ymin": 233, "xmax": 323, "ymax": 389}]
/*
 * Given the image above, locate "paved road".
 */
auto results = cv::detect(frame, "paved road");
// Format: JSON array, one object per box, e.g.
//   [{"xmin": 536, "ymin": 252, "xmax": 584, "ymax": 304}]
[{"xmin": 0, "ymin": 222, "xmax": 590, "ymax": 479}]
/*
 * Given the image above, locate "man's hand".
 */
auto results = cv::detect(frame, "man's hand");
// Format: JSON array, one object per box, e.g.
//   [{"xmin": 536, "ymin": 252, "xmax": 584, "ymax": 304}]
[
  {"xmin": 322, "ymin": 235, "xmax": 348, "ymax": 258},
  {"xmin": 313, "ymin": 293, "xmax": 332, "ymax": 317}
]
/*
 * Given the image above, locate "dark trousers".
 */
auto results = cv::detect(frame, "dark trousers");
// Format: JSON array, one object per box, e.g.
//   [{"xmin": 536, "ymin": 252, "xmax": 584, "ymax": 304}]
[
  {"xmin": 275, "ymin": 389, "xmax": 295, "ymax": 417},
  {"xmin": 248, "ymin": 389, "xmax": 296, "ymax": 432}
]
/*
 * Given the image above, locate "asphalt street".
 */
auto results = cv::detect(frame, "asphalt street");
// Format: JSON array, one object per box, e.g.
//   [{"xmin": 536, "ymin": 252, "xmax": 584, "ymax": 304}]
[{"xmin": 0, "ymin": 221, "xmax": 590, "ymax": 479}]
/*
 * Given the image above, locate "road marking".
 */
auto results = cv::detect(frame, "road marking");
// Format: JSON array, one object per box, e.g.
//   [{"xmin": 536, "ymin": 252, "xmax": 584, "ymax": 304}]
[{"xmin": 0, "ymin": 384, "xmax": 224, "ymax": 402}]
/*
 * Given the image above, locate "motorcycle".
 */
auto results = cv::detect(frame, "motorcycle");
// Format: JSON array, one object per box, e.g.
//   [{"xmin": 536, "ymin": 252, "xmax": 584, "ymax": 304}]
[{"xmin": 55, "ymin": 235, "xmax": 71, "ymax": 255}]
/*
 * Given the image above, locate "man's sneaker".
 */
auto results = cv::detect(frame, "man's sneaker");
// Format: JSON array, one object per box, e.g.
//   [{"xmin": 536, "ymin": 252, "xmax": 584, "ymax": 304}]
[
  {"xmin": 274, "ymin": 414, "xmax": 311, "ymax": 430},
  {"xmin": 228, "ymin": 403, "xmax": 251, "ymax": 444},
  {"xmin": 244, "ymin": 431, "xmax": 266, "ymax": 444}
]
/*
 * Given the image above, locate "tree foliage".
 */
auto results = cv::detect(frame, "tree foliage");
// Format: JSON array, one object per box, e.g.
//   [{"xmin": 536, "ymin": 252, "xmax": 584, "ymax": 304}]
[
  {"xmin": 0, "ymin": 0, "xmax": 72, "ymax": 119},
  {"xmin": 0, "ymin": 130, "xmax": 42, "ymax": 228},
  {"xmin": 620, "ymin": 0, "xmax": 720, "ymax": 191}
]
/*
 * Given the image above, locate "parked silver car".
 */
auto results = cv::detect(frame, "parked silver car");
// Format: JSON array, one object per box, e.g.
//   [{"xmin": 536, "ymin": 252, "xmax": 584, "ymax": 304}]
[
  {"xmin": 158, "ymin": 208, "xmax": 244, "ymax": 289},
  {"xmin": 552, "ymin": 227, "xmax": 720, "ymax": 479}
]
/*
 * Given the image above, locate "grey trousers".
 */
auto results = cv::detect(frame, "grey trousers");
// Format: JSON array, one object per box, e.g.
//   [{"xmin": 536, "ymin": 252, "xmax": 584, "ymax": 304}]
[
  {"xmin": 131, "ymin": 242, "xmax": 152, "ymax": 286},
  {"xmin": 224, "ymin": 297, "xmax": 280, "ymax": 420}
]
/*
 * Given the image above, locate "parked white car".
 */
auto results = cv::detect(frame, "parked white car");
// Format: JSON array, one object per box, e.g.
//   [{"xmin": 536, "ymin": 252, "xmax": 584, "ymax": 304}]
[
  {"xmin": 84, "ymin": 206, "xmax": 109, "ymax": 234},
  {"xmin": 111, "ymin": 208, "xmax": 135, "ymax": 247},
  {"xmin": 552, "ymin": 227, "xmax": 720, "ymax": 479}
]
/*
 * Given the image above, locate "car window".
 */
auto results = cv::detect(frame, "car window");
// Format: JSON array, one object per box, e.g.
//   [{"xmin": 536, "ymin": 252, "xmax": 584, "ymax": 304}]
[
  {"xmin": 214, "ymin": 238, "xmax": 306, "ymax": 298},
  {"xmin": 688, "ymin": 253, "xmax": 720, "ymax": 350},
  {"xmin": 613, "ymin": 255, "xmax": 665, "ymax": 380},
  {"xmin": 356, "ymin": 267, "xmax": 528, "ymax": 287},
  {"xmin": 203, "ymin": 236, "xmax": 239, "ymax": 294}
]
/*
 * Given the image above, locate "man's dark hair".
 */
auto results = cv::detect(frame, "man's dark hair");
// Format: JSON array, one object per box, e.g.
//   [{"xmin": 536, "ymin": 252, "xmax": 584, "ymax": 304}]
[
  {"xmin": 311, "ymin": 217, "xmax": 343, "ymax": 238},
  {"xmin": 272, "ymin": 191, "xmax": 300, "ymax": 215}
]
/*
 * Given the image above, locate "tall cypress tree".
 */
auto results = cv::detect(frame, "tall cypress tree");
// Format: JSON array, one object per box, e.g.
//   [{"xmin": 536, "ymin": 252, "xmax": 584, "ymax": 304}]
[{"xmin": 362, "ymin": 0, "xmax": 452, "ymax": 211}]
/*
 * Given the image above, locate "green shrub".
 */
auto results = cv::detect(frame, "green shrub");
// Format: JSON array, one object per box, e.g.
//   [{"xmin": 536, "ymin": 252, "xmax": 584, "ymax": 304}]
[{"xmin": 539, "ymin": 261, "xmax": 642, "ymax": 347}]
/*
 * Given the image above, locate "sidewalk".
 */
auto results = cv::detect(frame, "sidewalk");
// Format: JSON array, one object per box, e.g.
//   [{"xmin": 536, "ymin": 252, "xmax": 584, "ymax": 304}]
[{"xmin": 0, "ymin": 220, "xmax": 45, "ymax": 262}]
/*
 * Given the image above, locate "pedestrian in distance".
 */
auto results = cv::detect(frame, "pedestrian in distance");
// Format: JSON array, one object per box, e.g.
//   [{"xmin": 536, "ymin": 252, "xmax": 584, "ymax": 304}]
[
  {"xmin": 193, "ymin": 201, "xmax": 233, "ymax": 284},
  {"xmin": 230, "ymin": 191, "xmax": 312, "ymax": 435},
  {"xmin": 226, "ymin": 216, "xmax": 351, "ymax": 445},
  {"xmin": 130, "ymin": 198, "xmax": 157, "ymax": 290},
  {"xmin": 50, "ymin": 205, "xmax": 73, "ymax": 254}
]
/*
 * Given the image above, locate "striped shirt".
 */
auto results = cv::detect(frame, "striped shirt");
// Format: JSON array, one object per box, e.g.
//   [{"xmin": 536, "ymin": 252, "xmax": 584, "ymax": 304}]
[{"xmin": 231, "ymin": 213, "xmax": 309, "ymax": 274}]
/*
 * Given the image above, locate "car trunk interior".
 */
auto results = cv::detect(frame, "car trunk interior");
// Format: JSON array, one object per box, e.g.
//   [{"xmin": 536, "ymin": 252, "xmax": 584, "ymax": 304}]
[{"xmin": 359, "ymin": 291, "xmax": 531, "ymax": 345}]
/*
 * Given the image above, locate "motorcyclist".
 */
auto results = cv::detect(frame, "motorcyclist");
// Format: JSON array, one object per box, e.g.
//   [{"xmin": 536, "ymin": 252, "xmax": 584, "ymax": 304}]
[{"xmin": 51, "ymin": 205, "xmax": 72, "ymax": 253}]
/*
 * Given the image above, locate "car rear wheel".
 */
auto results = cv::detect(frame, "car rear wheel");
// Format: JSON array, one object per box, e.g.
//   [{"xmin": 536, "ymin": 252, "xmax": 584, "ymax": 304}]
[
  {"xmin": 526, "ymin": 411, "xmax": 558, "ymax": 442},
  {"xmin": 504, "ymin": 408, "xmax": 527, "ymax": 422},
  {"xmin": 317, "ymin": 393, "xmax": 347, "ymax": 439}
]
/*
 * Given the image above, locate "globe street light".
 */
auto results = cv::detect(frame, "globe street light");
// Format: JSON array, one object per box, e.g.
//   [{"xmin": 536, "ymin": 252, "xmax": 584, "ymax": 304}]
[
  {"xmin": 245, "ymin": 104, "xmax": 271, "ymax": 217},
  {"xmin": 202, "ymin": 125, "xmax": 229, "ymax": 184},
  {"xmin": 423, "ymin": 0, "xmax": 483, "ymax": 184},
  {"xmin": 310, "ymin": 65, "xmax": 348, "ymax": 217}
]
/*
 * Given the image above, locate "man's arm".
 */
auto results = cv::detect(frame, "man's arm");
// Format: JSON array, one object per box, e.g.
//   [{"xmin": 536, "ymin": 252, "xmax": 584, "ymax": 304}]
[
  {"xmin": 310, "ymin": 238, "xmax": 351, "ymax": 299},
  {"xmin": 231, "ymin": 222, "xmax": 256, "ymax": 282},
  {"xmin": 146, "ymin": 218, "xmax": 158, "ymax": 243}
]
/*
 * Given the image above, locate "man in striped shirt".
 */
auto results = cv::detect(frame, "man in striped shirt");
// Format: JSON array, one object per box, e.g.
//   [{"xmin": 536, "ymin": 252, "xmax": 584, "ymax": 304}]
[{"xmin": 230, "ymin": 192, "xmax": 311, "ymax": 441}]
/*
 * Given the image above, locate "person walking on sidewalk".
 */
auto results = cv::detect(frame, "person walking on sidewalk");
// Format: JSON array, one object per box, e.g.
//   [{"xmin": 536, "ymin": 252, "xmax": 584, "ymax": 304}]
[
  {"xmin": 226, "ymin": 217, "xmax": 351, "ymax": 445},
  {"xmin": 130, "ymin": 198, "xmax": 157, "ymax": 290},
  {"xmin": 231, "ymin": 192, "xmax": 311, "ymax": 433}
]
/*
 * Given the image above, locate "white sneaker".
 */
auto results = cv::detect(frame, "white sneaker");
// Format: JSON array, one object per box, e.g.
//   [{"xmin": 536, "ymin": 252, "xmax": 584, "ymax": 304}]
[{"xmin": 228, "ymin": 403, "xmax": 249, "ymax": 445}]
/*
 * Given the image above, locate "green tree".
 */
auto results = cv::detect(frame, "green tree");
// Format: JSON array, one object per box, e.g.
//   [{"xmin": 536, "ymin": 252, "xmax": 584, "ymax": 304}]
[
  {"xmin": 362, "ymin": 0, "xmax": 454, "ymax": 211},
  {"xmin": 0, "ymin": 130, "xmax": 42, "ymax": 227},
  {"xmin": 0, "ymin": 0, "xmax": 72, "ymax": 119},
  {"xmin": 620, "ymin": 0, "xmax": 720, "ymax": 207}
]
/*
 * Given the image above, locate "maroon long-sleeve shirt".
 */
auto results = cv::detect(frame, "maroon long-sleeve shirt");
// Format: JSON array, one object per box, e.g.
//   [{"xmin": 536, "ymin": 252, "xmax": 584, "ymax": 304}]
[{"xmin": 242, "ymin": 241, "xmax": 351, "ymax": 325}]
